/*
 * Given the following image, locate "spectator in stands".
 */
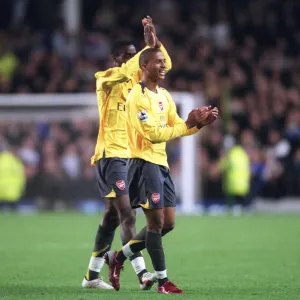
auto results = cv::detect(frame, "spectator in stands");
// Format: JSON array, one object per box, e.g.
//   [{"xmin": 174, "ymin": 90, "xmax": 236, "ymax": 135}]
[
  {"xmin": 219, "ymin": 137, "xmax": 251, "ymax": 214},
  {"xmin": 0, "ymin": 144, "xmax": 25, "ymax": 211},
  {"xmin": 1, "ymin": 0, "xmax": 300, "ymax": 209}
]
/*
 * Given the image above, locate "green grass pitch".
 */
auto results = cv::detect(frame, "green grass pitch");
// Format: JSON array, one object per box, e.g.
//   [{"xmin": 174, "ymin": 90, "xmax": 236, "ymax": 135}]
[{"xmin": 1, "ymin": 213, "xmax": 300, "ymax": 300}]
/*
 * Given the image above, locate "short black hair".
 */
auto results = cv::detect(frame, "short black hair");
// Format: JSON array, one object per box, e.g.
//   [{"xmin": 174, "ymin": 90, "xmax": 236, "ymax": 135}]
[
  {"xmin": 111, "ymin": 40, "xmax": 134, "ymax": 57},
  {"xmin": 139, "ymin": 48, "xmax": 162, "ymax": 67}
]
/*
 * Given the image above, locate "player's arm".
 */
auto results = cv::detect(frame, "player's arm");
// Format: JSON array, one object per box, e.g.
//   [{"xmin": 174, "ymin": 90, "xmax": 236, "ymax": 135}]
[
  {"xmin": 142, "ymin": 16, "xmax": 172, "ymax": 73},
  {"xmin": 167, "ymin": 93, "xmax": 199, "ymax": 137},
  {"xmin": 95, "ymin": 48, "xmax": 148, "ymax": 91},
  {"xmin": 96, "ymin": 23, "xmax": 156, "ymax": 91},
  {"xmin": 168, "ymin": 97, "xmax": 219, "ymax": 136},
  {"xmin": 128, "ymin": 89, "xmax": 189, "ymax": 143}
]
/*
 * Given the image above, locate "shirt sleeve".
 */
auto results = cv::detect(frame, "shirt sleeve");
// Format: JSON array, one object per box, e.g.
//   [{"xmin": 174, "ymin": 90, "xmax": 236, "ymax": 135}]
[
  {"xmin": 167, "ymin": 92, "xmax": 199, "ymax": 137},
  {"xmin": 95, "ymin": 46, "xmax": 148, "ymax": 92},
  {"xmin": 128, "ymin": 87, "xmax": 188, "ymax": 143}
]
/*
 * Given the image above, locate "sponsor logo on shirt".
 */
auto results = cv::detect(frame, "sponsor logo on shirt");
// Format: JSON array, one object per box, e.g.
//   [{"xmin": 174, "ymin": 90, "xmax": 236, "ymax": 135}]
[
  {"xmin": 151, "ymin": 193, "xmax": 160, "ymax": 203},
  {"xmin": 137, "ymin": 110, "xmax": 148, "ymax": 122},
  {"xmin": 117, "ymin": 102, "xmax": 125, "ymax": 111},
  {"xmin": 159, "ymin": 101, "xmax": 164, "ymax": 111},
  {"xmin": 116, "ymin": 180, "xmax": 126, "ymax": 190}
]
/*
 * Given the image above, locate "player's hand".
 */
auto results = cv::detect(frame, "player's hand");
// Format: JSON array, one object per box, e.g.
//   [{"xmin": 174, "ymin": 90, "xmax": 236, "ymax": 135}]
[
  {"xmin": 142, "ymin": 16, "xmax": 161, "ymax": 48},
  {"xmin": 186, "ymin": 108, "xmax": 206, "ymax": 129},
  {"xmin": 197, "ymin": 106, "xmax": 219, "ymax": 128},
  {"xmin": 142, "ymin": 16, "xmax": 154, "ymax": 31},
  {"xmin": 144, "ymin": 24, "xmax": 156, "ymax": 48},
  {"xmin": 142, "ymin": 16, "xmax": 156, "ymax": 36}
]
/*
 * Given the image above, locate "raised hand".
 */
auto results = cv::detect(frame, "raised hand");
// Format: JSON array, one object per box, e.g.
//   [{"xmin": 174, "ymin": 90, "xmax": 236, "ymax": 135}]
[
  {"xmin": 144, "ymin": 23, "xmax": 156, "ymax": 48},
  {"xmin": 142, "ymin": 16, "xmax": 156, "ymax": 36},
  {"xmin": 142, "ymin": 16, "xmax": 161, "ymax": 48}
]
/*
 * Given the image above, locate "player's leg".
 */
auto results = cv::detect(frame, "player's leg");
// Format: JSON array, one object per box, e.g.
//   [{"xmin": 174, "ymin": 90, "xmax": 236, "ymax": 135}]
[
  {"xmin": 120, "ymin": 208, "xmax": 151, "ymax": 288},
  {"xmin": 114, "ymin": 161, "xmax": 176, "ymax": 258},
  {"xmin": 161, "ymin": 170, "xmax": 177, "ymax": 234},
  {"xmin": 109, "ymin": 161, "xmax": 183, "ymax": 293},
  {"xmin": 162, "ymin": 207, "xmax": 175, "ymax": 234},
  {"xmin": 115, "ymin": 206, "xmax": 175, "ymax": 264},
  {"xmin": 82, "ymin": 159, "xmax": 117, "ymax": 289},
  {"xmin": 124, "ymin": 158, "xmax": 156, "ymax": 287},
  {"xmin": 106, "ymin": 158, "xmax": 153, "ymax": 290},
  {"xmin": 142, "ymin": 167, "xmax": 182, "ymax": 294},
  {"xmin": 150, "ymin": 168, "xmax": 182, "ymax": 294},
  {"xmin": 84, "ymin": 199, "xmax": 119, "ymax": 285},
  {"xmin": 141, "ymin": 205, "xmax": 182, "ymax": 294},
  {"xmin": 110, "ymin": 210, "xmax": 178, "ymax": 293},
  {"xmin": 143, "ymin": 208, "xmax": 167, "ymax": 283},
  {"xmin": 113, "ymin": 168, "xmax": 177, "ymax": 260}
]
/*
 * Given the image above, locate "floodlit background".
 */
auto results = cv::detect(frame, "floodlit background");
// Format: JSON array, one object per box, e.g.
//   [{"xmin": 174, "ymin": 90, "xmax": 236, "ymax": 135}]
[
  {"xmin": 1, "ymin": 1, "xmax": 300, "ymax": 300},
  {"xmin": 0, "ymin": 0, "xmax": 300, "ymax": 213}
]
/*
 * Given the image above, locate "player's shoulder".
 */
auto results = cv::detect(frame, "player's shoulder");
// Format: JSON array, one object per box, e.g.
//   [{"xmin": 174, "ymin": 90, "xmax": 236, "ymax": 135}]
[
  {"xmin": 127, "ymin": 83, "xmax": 148, "ymax": 106},
  {"xmin": 158, "ymin": 86, "xmax": 172, "ymax": 98},
  {"xmin": 158, "ymin": 85, "xmax": 169, "ymax": 93},
  {"xmin": 95, "ymin": 67, "xmax": 119, "ymax": 79},
  {"xmin": 129, "ymin": 82, "xmax": 147, "ymax": 96}
]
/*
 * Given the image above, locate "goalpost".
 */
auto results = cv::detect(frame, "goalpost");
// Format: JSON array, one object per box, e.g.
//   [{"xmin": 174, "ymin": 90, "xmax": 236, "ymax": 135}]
[
  {"xmin": 0, "ymin": 92, "xmax": 203, "ymax": 214},
  {"xmin": 170, "ymin": 92, "xmax": 203, "ymax": 213}
]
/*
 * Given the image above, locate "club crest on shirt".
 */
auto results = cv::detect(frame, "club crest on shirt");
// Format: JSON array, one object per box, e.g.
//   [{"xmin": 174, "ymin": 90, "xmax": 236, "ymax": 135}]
[
  {"xmin": 137, "ymin": 110, "xmax": 148, "ymax": 122},
  {"xmin": 116, "ymin": 180, "xmax": 125, "ymax": 190},
  {"xmin": 128, "ymin": 88, "xmax": 132, "ymax": 93},
  {"xmin": 151, "ymin": 193, "xmax": 160, "ymax": 203},
  {"xmin": 159, "ymin": 101, "xmax": 164, "ymax": 111}
]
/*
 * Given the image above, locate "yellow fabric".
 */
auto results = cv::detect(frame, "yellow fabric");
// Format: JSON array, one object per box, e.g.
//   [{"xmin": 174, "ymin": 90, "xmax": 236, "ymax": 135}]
[
  {"xmin": 91, "ymin": 44, "xmax": 172, "ymax": 166},
  {"xmin": 128, "ymin": 239, "xmax": 144, "ymax": 245},
  {"xmin": 85, "ymin": 270, "xmax": 90, "ymax": 280},
  {"xmin": 126, "ymin": 84, "xmax": 197, "ymax": 168},
  {"xmin": 139, "ymin": 198, "xmax": 150, "ymax": 209},
  {"xmin": 184, "ymin": 126, "xmax": 199, "ymax": 136},
  {"xmin": 222, "ymin": 146, "xmax": 250, "ymax": 196},
  {"xmin": 0, "ymin": 151, "xmax": 25, "ymax": 202},
  {"xmin": 92, "ymin": 245, "xmax": 110, "ymax": 257},
  {"xmin": 104, "ymin": 189, "xmax": 116, "ymax": 198},
  {"xmin": 0, "ymin": 52, "xmax": 18, "ymax": 80}
]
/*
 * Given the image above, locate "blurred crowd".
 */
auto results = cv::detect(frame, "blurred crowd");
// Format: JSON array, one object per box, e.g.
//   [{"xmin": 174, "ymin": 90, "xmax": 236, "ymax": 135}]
[
  {"xmin": 0, "ymin": 119, "xmax": 100, "ymax": 209},
  {"xmin": 0, "ymin": 0, "xmax": 300, "ymax": 208}
]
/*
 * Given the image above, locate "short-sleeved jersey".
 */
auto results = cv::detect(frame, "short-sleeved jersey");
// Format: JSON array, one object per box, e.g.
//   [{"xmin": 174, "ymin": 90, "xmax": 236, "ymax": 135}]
[
  {"xmin": 126, "ymin": 83, "xmax": 198, "ymax": 168},
  {"xmin": 91, "ymin": 44, "xmax": 172, "ymax": 166}
]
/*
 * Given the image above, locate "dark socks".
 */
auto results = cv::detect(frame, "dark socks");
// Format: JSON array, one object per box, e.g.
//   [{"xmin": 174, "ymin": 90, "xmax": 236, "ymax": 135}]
[
  {"xmin": 145, "ymin": 231, "xmax": 166, "ymax": 273},
  {"xmin": 93, "ymin": 225, "xmax": 115, "ymax": 257},
  {"xmin": 86, "ymin": 225, "xmax": 115, "ymax": 280}
]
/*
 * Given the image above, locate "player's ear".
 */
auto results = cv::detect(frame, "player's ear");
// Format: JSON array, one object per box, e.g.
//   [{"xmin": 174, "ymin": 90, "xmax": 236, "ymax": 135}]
[{"xmin": 141, "ymin": 63, "xmax": 147, "ymax": 71}]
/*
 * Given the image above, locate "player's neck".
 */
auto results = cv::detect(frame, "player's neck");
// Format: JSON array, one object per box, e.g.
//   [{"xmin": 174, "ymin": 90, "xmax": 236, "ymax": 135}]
[{"xmin": 141, "ymin": 78, "xmax": 158, "ymax": 93}]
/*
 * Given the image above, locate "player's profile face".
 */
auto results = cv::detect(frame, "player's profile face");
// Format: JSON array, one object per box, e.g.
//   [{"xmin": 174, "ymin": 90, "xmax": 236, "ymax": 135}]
[
  {"xmin": 117, "ymin": 45, "xmax": 136, "ymax": 65},
  {"xmin": 146, "ymin": 51, "xmax": 166, "ymax": 80}
]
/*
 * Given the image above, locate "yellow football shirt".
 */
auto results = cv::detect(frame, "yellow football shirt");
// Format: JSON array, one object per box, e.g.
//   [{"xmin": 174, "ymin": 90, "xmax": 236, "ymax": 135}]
[
  {"xmin": 91, "ymin": 44, "xmax": 172, "ymax": 166},
  {"xmin": 126, "ymin": 83, "xmax": 198, "ymax": 168}
]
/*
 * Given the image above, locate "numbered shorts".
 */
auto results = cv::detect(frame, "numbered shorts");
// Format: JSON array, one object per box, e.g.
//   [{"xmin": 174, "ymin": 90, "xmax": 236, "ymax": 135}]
[
  {"xmin": 127, "ymin": 158, "xmax": 176, "ymax": 209},
  {"xmin": 95, "ymin": 158, "xmax": 128, "ymax": 198}
]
